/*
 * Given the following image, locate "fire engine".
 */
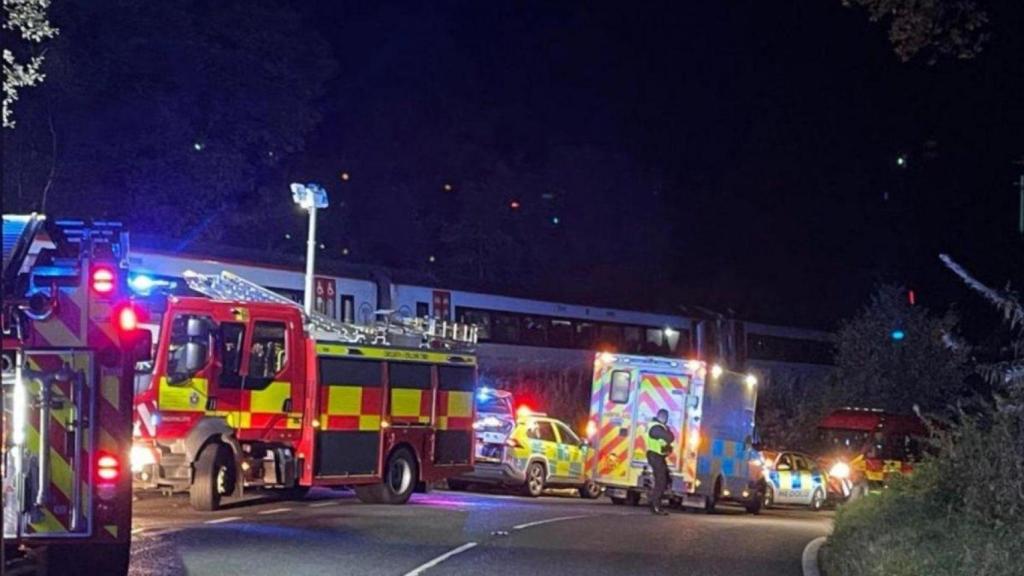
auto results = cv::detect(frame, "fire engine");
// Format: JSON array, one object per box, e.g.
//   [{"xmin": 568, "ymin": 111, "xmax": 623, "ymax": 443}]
[
  {"xmin": 3, "ymin": 215, "xmax": 143, "ymax": 575},
  {"xmin": 131, "ymin": 270, "xmax": 479, "ymax": 510},
  {"xmin": 587, "ymin": 353, "xmax": 765, "ymax": 513},
  {"xmin": 815, "ymin": 407, "xmax": 927, "ymax": 500}
]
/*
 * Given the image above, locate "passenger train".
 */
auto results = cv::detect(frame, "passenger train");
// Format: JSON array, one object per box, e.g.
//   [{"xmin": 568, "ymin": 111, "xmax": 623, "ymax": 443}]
[{"xmin": 126, "ymin": 240, "xmax": 834, "ymax": 427}]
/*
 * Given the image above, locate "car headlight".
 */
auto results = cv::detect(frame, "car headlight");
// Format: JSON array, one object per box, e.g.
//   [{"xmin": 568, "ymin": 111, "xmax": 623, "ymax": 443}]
[
  {"xmin": 131, "ymin": 444, "xmax": 157, "ymax": 473},
  {"xmin": 829, "ymin": 462, "xmax": 850, "ymax": 479}
]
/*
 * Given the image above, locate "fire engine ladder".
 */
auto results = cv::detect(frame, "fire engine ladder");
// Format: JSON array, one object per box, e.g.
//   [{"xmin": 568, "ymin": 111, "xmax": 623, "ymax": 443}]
[{"xmin": 182, "ymin": 270, "xmax": 478, "ymax": 351}]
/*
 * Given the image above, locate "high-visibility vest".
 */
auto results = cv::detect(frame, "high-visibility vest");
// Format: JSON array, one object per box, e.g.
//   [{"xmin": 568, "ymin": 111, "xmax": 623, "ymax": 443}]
[{"xmin": 647, "ymin": 421, "xmax": 669, "ymax": 455}]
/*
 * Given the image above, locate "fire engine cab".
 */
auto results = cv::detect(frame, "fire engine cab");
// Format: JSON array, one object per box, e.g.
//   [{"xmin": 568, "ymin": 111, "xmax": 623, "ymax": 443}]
[
  {"xmin": 132, "ymin": 271, "xmax": 479, "ymax": 510},
  {"xmin": 3, "ymin": 215, "xmax": 143, "ymax": 575}
]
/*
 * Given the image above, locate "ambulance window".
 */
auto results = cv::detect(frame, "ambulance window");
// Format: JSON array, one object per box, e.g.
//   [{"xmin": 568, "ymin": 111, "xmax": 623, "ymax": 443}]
[
  {"xmin": 610, "ymin": 371, "xmax": 631, "ymax": 403},
  {"xmin": 217, "ymin": 322, "xmax": 246, "ymax": 389},
  {"xmin": 557, "ymin": 423, "xmax": 582, "ymax": 447},
  {"xmin": 249, "ymin": 321, "xmax": 287, "ymax": 379},
  {"xmin": 389, "ymin": 363, "xmax": 431, "ymax": 390},
  {"xmin": 527, "ymin": 421, "xmax": 557, "ymax": 443}
]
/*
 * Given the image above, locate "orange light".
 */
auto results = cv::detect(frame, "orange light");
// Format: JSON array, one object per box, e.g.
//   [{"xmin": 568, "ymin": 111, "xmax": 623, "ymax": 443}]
[
  {"xmin": 118, "ymin": 306, "xmax": 138, "ymax": 331},
  {"xmin": 92, "ymin": 266, "xmax": 116, "ymax": 294},
  {"xmin": 585, "ymin": 420, "xmax": 598, "ymax": 438}
]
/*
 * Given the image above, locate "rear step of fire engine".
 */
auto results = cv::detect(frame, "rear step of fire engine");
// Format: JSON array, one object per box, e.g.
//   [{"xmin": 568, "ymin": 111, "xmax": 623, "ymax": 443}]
[{"xmin": 182, "ymin": 270, "xmax": 477, "ymax": 351}]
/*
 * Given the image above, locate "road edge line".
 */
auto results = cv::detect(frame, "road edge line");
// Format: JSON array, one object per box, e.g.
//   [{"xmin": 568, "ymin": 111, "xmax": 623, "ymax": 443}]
[
  {"xmin": 512, "ymin": 514, "xmax": 592, "ymax": 531},
  {"xmin": 402, "ymin": 542, "xmax": 478, "ymax": 576},
  {"xmin": 802, "ymin": 536, "xmax": 827, "ymax": 576}
]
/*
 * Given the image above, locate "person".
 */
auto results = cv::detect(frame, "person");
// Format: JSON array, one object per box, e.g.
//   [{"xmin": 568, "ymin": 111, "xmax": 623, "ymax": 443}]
[{"xmin": 646, "ymin": 409, "xmax": 675, "ymax": 515}]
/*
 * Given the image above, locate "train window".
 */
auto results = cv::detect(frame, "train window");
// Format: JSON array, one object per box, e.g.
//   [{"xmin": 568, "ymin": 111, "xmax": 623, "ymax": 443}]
[
  {"xmin": 610, "ymin": 370, "xmax": 631, "ymax": 403},
  {"xmin": 457, "ymin": 308, "xmax": 492, "ymax": 341},
  {"xmin": 493, "ymin": 313, "xmax": 521, "ymax": 344},
  {"xmin": 550, "ymin": 319, "xmax": 573, "ymax": 348},
  {"xmin": 598, "ymin": 324, "xmax": 623, "ymax": 348},
  {"xmin": 623, "ymin": 326, "xmax": 643, "ymax": 353},
  {"xmin": 416, "ymin": 302, "xmax": 430, "ymax": 318},
  {"xmin": 522, "ymin": 316, "xmax": 549, "ymax": 346},
  {"xmin": 575, "ymin": 322, "xmax": 596, "ymax": 349}
]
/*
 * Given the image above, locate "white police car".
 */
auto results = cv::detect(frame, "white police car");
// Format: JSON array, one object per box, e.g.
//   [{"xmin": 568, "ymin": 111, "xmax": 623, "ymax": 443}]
[{"xmin": 760, "ymin": 450, "xmax": 828, "ymax": 511}]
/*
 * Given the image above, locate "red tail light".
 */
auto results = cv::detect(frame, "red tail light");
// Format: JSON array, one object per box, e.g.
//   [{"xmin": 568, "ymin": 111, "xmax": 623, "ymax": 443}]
[
  {"xmin": 92, "ymin": 266, "xmax": 116, "ymax": 294},
  {"xmin": 118, "ymin": 306, "xmax": 139, "ymax": 331},
  {"xmin": 97, "ymin": 453, "xmax": 120, "ymax": 482}
]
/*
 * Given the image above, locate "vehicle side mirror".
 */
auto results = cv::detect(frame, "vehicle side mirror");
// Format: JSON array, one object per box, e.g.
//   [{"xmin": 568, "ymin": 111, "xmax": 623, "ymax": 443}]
[
  {"xmin": 133, "ymin": 329, "xmax": 154, "ymax": 363},
  {"xmin": 183, "ymin": 341, "xmax": 208, "ymax": 373},
  {"xmin": 186, "ymin": 317, "xmax": 210, "ymax": 339}
]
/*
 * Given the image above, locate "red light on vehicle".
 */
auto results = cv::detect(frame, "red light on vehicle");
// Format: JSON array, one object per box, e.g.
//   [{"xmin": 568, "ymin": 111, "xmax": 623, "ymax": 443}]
[
  {"xmin": 118, "ymin": 306, "xmax": 139, "ymax": 331},
  {"xmin": 92, "ymin": 266, "xmax": 116, "ymax": 294},
  {"xmin": 516, "ymin": 405, "xmax": 533, "ymax": 419},
  {"xmin": 97, "ymin": 453, "xmax": 120, "ymax": 482}
]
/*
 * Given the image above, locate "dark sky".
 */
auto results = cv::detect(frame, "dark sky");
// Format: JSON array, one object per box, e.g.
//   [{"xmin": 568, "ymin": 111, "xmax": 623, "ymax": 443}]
[{"xmin": 288, "ymin": 1, "xmax": 1022, "ymax": 329}]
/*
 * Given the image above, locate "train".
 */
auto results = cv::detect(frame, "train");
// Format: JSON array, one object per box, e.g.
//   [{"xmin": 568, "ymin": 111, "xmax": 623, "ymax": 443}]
[{"xmin": 125, "ymin": 238, "xmax": 834, "ymax": 429}]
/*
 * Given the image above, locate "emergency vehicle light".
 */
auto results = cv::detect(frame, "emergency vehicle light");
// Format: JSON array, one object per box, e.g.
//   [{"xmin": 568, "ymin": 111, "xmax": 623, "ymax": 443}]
[
  {"xmin": 97, "ymin": 453, "xmax": 121, "ymax": 482},
  {"xmin": 92, "ymin": 265, "xmax": 116, "ymax": 294},
  {"xmin": 118, "ymin": 306, "xmax": 139, "ymax": 331},
  {"xmin": 711, "ymin": 364, "xmax": 723, "ymax": 379},
  {"xmin": 585, "ymin": 420, "xmax": 597, "ymax": 438}
]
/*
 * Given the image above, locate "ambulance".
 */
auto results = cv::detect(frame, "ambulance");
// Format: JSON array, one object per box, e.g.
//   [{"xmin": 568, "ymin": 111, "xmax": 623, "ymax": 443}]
[{"xmin": 587, "ymin": 353, "xmax": 765, "ymax": 513}]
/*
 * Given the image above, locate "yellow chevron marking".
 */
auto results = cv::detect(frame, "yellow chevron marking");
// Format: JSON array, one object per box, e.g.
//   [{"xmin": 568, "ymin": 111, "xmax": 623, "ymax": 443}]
[
  {"xmin": 102, "ymin": 375, "xmax": 120, "ymax": 411},
  {"xmin": 30, "ymin": 508, "xmax": 67, "ymax": 534}
]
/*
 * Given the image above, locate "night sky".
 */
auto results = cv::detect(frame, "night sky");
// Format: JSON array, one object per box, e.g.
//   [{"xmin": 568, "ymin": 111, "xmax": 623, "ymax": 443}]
[
  {"xmin": 6, "ymin": 1, "xmax": 1023, "ymax": 330},
  {"xmin": 281, "ymin": 1, "xmax": 1024, "ymax": 329}
]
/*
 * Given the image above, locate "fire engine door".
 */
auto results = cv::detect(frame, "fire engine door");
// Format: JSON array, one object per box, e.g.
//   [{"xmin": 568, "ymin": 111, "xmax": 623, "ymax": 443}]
[
  {"xmin": 238, "ymin": 319, "xmax": 302, "ymax": 438},
  {"xmin": 631, "ymin": 372, "xmax": 688, "ymax": 474},
  {"xmin": 3, "ymin": 350, "xmax": 94, "ymax": 539}
]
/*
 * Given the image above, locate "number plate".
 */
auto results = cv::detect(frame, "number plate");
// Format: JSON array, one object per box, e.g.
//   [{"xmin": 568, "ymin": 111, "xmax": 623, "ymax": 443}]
[{"xmin": 481, "ymin": 432, "xmax": 506, "ymax": 444}]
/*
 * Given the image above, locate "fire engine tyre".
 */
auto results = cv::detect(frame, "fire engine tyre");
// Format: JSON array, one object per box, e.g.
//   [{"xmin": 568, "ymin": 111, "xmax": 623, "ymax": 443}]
[
  {"xmin": 578, "ymin": 480, "xmax": 602, "ymax": 499},
  {"xmin": 356, "ymin": 448, "xmax": 418, "ymax": 505},
  {"xmin": 46, "ymin": 542, "xmax": 131, "ymax": 576},
  {"xmin": 191, "ymin": 442, "xmax": 235, "ymax": 511},
  {"xmin": 810, "ymin": 488, "xmax": 825, "ymax": 512},
  {"xmin": 522, "ymin": 462, "xmax": 546, "ymax": 497}
]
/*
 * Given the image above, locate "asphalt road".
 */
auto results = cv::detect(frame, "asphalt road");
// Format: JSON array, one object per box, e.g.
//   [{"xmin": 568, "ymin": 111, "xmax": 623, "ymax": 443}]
[{"xmin": 129, "ymin": 488, "xmax": 832, "ymax": 576}]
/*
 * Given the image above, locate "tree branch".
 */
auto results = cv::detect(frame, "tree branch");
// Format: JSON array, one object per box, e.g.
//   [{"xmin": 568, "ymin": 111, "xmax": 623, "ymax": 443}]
[{"xmin": 939, "ymin": 254, "xmax": 1024, "ymax": 330}]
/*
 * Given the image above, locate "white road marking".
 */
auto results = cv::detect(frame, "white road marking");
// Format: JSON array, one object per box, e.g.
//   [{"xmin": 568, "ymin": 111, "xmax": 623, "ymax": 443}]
[
  {"xmin": 802, "ymin": 536, "xmax": 827, "ymax": 576},
  {"xmin": 402, "ymin": 542, "xmax": 478, "ymax": 576},
  {"xmin": 257, "ymin": 508, "xmax": 292, "ymax": 515},
  {"xmin": 204, "ymin": 516, "xmax": 242, "ymax": 524},
  {"xmin": 308, "ymin": 501, "xmax": 338, "ymax": 508},
  {"xmin": 131, "ymin": 527, "xmax": 145, "ymax": 535},
  {"xmin": 512, "ymin": 514, "xmax": 592, "ymax": 531}
]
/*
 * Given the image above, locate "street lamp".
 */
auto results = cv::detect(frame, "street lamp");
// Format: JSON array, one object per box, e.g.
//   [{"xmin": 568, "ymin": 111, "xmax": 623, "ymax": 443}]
[{"xmin": 290, "ymin": 182, "xmax": 329, "ymax": 315}]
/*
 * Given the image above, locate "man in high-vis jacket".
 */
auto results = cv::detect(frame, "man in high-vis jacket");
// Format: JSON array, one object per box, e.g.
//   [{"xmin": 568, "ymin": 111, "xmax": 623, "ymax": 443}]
[{"xmin": 646, "ymin": 409, "xmax": 675, "ymax": 515}]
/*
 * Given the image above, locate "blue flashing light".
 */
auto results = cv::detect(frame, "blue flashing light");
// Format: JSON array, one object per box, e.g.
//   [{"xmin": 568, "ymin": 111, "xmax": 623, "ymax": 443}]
[
  {"xmin": 477, "ymin": 387, "xmax": 492, "ymax": 402},
  {"xmin": 890, "ymin": 330, "xmax": 906, "ymax": 341},
  {"xmin": 129, "ymin": 274, "xmax": 156, "ymax": 295}
]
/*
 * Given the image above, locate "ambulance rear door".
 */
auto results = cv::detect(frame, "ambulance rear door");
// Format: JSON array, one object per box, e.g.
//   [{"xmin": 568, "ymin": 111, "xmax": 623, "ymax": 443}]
[{"xmin": 630, "ymin": 371, "xmax": 689, "ymax": 475}]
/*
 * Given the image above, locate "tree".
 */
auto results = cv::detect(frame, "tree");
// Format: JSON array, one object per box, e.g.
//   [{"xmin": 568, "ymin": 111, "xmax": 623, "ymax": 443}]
[
  {"xmin": 2, "ymin": 0, "xmax": 336, "ymax": 242},
  {"xmin": 3, "ymin": 0, "xmax": 58, "ymax": 128},
  {"xmin": 833, "ymin": 284, "xmax": 969, "ymax": 412},
  {"xmin": 842, "ymin": 0, "xmax": 989, "ymax": 63}
]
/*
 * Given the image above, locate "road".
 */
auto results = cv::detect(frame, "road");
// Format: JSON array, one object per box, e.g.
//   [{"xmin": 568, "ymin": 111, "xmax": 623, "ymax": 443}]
[{"xmin": 130, "ymin": 488, "xmax": 831, "ymax": 576}]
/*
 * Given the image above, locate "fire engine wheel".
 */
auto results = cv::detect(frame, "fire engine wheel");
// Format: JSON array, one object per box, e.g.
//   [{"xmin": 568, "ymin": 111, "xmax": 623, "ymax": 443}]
[
  {"xmin": 578, "ymin": 480, "xmax": 602, "ymax": 499},
  {"xmin": 355, "ymin": 448, "xmax": 418, "ymax": 505},
  {"xmin": 191, "ymin": 442, "xmax": 235, "ymax": 511},
  {"xmin": 522, "ymin": 462, "xmax": 546, "ymax": 497},
  {"xmin": 810, "ymin": 488, "xmax": 825, "ymax": 512}
]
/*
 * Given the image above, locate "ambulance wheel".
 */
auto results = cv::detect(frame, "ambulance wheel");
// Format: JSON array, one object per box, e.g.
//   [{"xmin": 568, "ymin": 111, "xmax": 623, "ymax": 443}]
[
  {"xmin": 579, "ymin": 480, "xmax": 602, "ymax": 499},
  {"xmin": 626, "ymin": 489, "xmax": 641, "ymax": 506},
  {"xmin": 763, "ymin": 485, "xmax": 775, "ymax": 509},
  {"xmin": 704, "ymin": 479, "xmax": 721, "ymax": 514},
  {"xmin": 47, "ymin": 542, "xmax": 131, "ymax": 576},
  {"xmin": 522, "ymin": 462, "xmax": 546, "ymax": 497},
  {"xmin": 810, "ymin": 488, "xmax": 825, "ymax": 512},
  {"xmin": 191, "ymin": 442, "xmax": 235, "ymax": 511}
]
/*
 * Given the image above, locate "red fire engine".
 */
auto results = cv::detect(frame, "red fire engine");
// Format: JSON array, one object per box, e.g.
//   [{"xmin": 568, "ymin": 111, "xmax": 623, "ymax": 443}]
[
  {"xmin": 131, "ymin": 271, "xmax": 479, "ymax": 510},
  {"xmin": 3, "ymin": 215, "xmax": 143, "ymax": 575}
]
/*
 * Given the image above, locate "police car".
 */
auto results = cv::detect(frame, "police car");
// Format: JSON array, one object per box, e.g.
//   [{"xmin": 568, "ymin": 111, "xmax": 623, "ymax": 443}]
[
  {"xmin": 451, "ymin": 408, "xmax": 601, "ymax": 499},
  {"xmin": 760, "ymin": 450, "xmax": 828, "ymax": 511}
]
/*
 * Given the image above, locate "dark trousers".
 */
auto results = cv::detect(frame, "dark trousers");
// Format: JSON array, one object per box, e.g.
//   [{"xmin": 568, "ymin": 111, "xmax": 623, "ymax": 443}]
[{"xmin": 647, "ymin": 451, "xmax": 669, "ymax": 509}]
